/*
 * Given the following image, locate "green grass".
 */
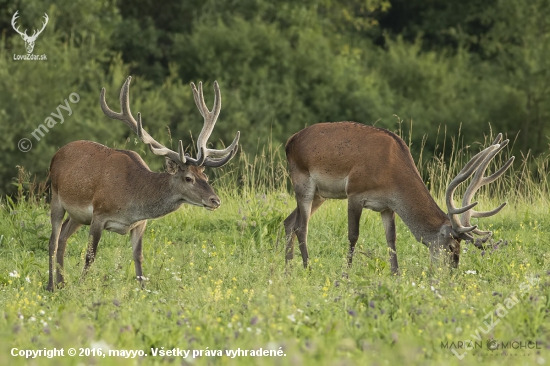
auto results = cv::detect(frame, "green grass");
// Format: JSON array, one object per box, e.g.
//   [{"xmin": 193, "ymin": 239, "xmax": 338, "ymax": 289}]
[{"xmin": 0, "ymin": 141, "xmax": 549, "ymax": 365}]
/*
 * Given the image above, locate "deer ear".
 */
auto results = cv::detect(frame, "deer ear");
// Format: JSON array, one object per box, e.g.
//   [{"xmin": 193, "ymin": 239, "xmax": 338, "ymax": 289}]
[{"xmin": 165, "ymin": 157, "xmax": 179, "ymax": 174}]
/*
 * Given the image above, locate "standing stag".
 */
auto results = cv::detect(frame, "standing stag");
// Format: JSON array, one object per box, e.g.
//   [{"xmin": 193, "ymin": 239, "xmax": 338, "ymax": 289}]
[
  {"xmin": 284, "ymin": 122, "xmax": 513, "ymax": 273},
  {"xmin": 47, "ymin": 77, "xmax": 239, "ymax": 291}
]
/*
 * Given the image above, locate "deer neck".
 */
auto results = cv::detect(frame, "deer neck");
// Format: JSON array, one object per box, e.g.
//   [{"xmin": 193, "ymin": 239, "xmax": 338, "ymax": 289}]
[
  {"xmin": 390, "ymin": 180, "xmax": 449, "ymax": 246},
  {"xmin": 129, "ymin": 171, "xmax": 184, "ymax": 220}
]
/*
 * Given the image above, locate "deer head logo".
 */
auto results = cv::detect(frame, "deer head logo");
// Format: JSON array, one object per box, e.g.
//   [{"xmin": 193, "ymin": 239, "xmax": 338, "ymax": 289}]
[{"xmin": 11, "ymin": 11, "xmax": 49, "ymax": 54}]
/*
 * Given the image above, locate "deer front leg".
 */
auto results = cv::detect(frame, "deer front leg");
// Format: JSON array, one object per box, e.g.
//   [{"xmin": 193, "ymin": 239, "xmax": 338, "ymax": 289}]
[
  {"xmin": 381, "ymin": 209, "xmax": 399, "ymax": 275},
  {"xmin": 82, "ymin": 219, "xmax": 104, "ymax": 276},
  {"xmin": 347, "ymin": 198, "xmax": 363, "ymax": 267},
  {"xmin": 56, "ymin": 217, "xmax": 82, "ymax": 286},
  {"xmin": 130, "ymin": 221, "xmax": 147, "ymax": 285}
]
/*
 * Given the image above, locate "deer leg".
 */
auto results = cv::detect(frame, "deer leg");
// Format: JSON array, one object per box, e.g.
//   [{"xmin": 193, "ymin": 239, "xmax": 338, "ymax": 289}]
[
  {"xmin": 295, "ymin": 200, "xmax": 312, "ymax": 268},
  {"xmin": 347, "ymin": 198, "xmax": 363, "ymax": 267},
  {"xmin": 55, "ymin": 217, "xmax": 82, "ymax": 286},
  {"xmin": 83, "ymin": 219, "xmax": 104, "ymax": 275},
  {"xmin": 296, "ymin": 195, "xmax": 325, "ymax": 268},
  {"xmin": 450, "ymin": 240, "xmax": 461, "ymax": 269},
  {"xmin": 285, "ymin": 196, "xmax": 325, "ymax": 266},
  {"xmin": 47, "ymin": 194, "xmax": 66, "ymax": 292},
  {"xmin": 130, "ymin": 221, "xmax": 147, "ymax": 285},
  {"xmin": 284, "ymin": 208, "xmax": 298, "ymax": 263},
  {"xmin": 381, "ymin": 209, "xmax": 399, "ymax": 275}
]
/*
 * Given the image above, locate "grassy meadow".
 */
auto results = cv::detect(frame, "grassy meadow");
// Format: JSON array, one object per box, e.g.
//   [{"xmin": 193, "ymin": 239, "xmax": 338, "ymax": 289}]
[{"xmin": 0, "ymin": 138, "xmax": 549, "ymax": 366}]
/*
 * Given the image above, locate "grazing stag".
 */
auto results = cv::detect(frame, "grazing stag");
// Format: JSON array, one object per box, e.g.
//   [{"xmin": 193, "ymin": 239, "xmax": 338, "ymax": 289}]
[
  {"xmin": 284, "ymin": 122, "xmax": 513, "ymax": 273},
  {"xmin": 47, "ymin": 77, "xmax": 239, "ymax": 291}
]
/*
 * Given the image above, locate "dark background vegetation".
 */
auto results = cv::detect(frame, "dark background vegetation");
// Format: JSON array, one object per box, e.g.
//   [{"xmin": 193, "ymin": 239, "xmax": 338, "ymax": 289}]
[{"xmin": 0, "ymin": 0, "xmax": 549, "ymax": 196}]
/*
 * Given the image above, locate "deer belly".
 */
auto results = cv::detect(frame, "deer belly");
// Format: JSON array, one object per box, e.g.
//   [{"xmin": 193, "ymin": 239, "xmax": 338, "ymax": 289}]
[
  {"xmin": 104, "ymin": 221, "xmax": 131, "ymax": 235},
  {"xmin": 310, "ymin": 172, "xmax": 348, "ymax": 199},
  {"xmin": 64, "ymin": 204, "xmax": 93, "ymax": 225},
  {"xmin": 361, "ymin": 197, "xmax": 387, "ymax": 212}
]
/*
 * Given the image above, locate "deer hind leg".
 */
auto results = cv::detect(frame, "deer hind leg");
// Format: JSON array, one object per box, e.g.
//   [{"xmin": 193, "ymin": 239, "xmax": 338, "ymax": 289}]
[
  {"xmin": 130, "ymin": 221, "xmax": 147, "ymax": 285},
  {"xmin": 296, "ymin": 194, "xmax": 325, "ymax": 268},
  {"xmin": 284, "ymin": 195, "xmax": 325, "ymax": 266},
  {"xmin": 381, "ymin": 209, "xmax": 399, "ymax": 275},
  {"xmin": 82, "ymin": 218, "xmax": 104, "ymax": 276},
  {"xmin": 47, "ymin": 194, "xmax": 66, "ymax": 292},
  {"xmin": 284, "ymin": 208, "xmax": 299, "ymax": 263},
  {"xmin": 55, "ymin": 217, "xmax": 82, "ymax": 286}
]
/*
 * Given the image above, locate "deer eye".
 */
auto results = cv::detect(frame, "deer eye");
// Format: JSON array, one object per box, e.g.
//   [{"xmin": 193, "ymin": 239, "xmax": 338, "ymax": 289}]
[{"xmin": 185, "ymin": 177, "xmax": 193, "ymax": 183}]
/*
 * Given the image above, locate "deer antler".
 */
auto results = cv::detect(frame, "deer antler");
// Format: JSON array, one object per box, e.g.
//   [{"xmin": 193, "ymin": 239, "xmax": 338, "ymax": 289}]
[
  {"xmin": 445, "ymin": 134, "xmax": 513, "ymax": 241},
  {"xmin": 460, "ymin": 134, "xmax": 515, "ymax": 237},
  {"xmin": 189, "ymin": 81, "xmax": 240, "ymax": 167},
  {"xmin": 100, "ymin": 76, "xmax": 239, "ymax": 168},
  {"xmin": 100, "ymin": 76, "xmax": 187, "ymax": 166}
]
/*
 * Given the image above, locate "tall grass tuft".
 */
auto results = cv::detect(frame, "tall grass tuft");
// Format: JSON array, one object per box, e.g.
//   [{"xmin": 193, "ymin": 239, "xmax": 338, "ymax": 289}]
[{"xmin": 209, "ymin": 135, "xmax": 290, "ymax": 197}]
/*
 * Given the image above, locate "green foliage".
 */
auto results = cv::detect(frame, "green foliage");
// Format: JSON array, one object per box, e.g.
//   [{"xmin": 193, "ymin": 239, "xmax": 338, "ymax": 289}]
[{"xmin": 477, "ymin": 0, "xmax": 550, "ymax": 154}]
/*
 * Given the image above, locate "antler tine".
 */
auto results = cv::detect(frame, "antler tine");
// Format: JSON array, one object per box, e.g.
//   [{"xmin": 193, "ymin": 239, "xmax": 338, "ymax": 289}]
[
  {"xmin": 100, "ymin": 77, "xmax": 136, "ymax": 131},
  {"xmin": 136, "ymin": 112, "xmax": 186, "ymax": 164},
  {"xmin": 206, "ymin": 131, "xmax": 241, "ymax": 159},
  {"xmin": 101, "ymin": 77, "xmax": 188, "ymax": 166},
  {"xmin": 445, "ymin": 144, "xmax": 498, "ymax": 233},
  {"xmin": 491, "ymin": 133, "xmax": 503, "ymax": 145},
  {"xmin": 202, "ymin": 141, "xmax": 240, "ymax": 168},
  {"xmin": 195, "ymin": 81, "xmax": 220, "ymax": 160},
  {"xmin": 187, "ymin": 81, "xmax": 240, "ymax": 167}
]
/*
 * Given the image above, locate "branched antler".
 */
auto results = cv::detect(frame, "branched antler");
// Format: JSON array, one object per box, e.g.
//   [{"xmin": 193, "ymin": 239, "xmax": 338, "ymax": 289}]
[
  {"xmin": 460, "ymin": 134, "xmax": 515, "ymax": 237},
  {"xmin": 100, "ymin": 76, "xmax": 239, "ymax": 168},
  {"xmin": 445, "ymin": 134, "xmax": 514, "ymax": 242}
]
